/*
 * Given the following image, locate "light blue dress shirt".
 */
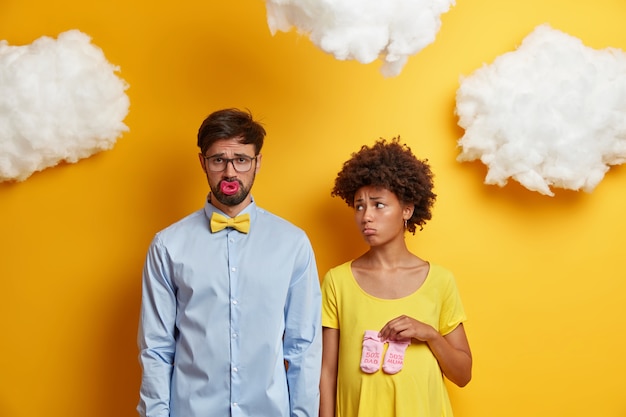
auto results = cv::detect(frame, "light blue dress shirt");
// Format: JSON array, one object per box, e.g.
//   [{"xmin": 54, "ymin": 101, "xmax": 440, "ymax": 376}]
[{"xmin": 137, "ymin": 196, "xmax": 322, "ymax": 417}]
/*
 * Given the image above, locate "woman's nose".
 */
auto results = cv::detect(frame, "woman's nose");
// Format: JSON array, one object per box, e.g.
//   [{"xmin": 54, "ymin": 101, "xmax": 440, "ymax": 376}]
[{"xmin": 361, "ymin": 206, "xmax": 373, "ymax": 222}]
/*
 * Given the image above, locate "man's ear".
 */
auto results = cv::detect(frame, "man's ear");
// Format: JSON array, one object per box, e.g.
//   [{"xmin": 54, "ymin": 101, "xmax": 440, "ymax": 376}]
[
  {"xmin": 198, "ymin": 153, "xmax": 207, "ymax": 173},
  {"xmin": 255, "ymin": 153, "xmax": 262, "ymax": 173}
]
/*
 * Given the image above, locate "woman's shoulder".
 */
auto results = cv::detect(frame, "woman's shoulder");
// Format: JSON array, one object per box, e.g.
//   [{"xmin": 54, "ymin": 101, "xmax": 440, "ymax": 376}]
[
  {"xmin": 428, "ymin": 263, "xmax": 454, "ymax": 277},
  {"xmin": 325, "ymin": 260, "xmax": 353, "ymax": 276},
  {"xmin": 322, "ymin": 260, "xmax": 355, "ymax": 284},
  {"xmin": 423, "ymin": 263, "xmax": 463, "ymax": 298}
]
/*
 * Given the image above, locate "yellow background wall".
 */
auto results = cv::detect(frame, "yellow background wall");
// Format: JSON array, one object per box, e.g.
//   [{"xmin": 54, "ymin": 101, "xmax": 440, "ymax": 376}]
[{"xmin": 2, "ymin": 1, "xmax": 626, "ymax": 416}]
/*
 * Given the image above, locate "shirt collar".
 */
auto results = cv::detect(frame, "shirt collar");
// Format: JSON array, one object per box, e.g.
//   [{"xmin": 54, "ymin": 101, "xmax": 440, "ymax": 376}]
[{"xmin": 203, "ymin": 193, "xmax": 257, "ymax": 225}]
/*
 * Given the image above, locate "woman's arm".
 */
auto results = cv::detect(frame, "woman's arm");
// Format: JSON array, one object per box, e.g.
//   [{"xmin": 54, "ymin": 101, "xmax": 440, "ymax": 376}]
[
  {"xmin": 378, "ymin": 316, "xmax": 472, "ymax": 387},
  {"xmin": 427, "ymin": 323, "xmax": 472, "ymax": 387},
  {"xmin": 319, "ymin": 327, "xmax": 339, "ymax": 417}
]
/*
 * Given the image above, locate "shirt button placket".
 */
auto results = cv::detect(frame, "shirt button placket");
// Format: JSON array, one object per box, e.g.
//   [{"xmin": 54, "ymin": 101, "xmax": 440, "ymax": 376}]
[{"xmin": 228, "ymin": 234, "xmax": 241, "ymax": 414}]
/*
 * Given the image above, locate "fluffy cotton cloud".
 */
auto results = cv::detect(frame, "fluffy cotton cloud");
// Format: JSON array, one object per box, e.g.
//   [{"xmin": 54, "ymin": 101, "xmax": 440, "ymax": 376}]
[
  {"xmin": 0, "ymin": 30, "xmax": 130, "ymax": 182},
  {"xmin": 264, "ymin": 0, "xmax": 455, "ymax": 77},
  {"xmin": 455, "ymin": 24, "xmax": 626, "ymax": 196}
]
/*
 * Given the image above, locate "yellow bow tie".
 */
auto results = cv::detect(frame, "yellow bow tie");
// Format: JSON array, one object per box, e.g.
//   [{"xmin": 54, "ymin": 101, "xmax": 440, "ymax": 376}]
[{"xmin": 210, "ymin": 212, "xmax": 250, "ymax": 234}]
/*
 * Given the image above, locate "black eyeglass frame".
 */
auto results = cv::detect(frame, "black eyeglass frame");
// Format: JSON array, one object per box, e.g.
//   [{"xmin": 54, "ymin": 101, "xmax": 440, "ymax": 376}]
[{"xmin": 201, "ymin": 154, "xmax": 258, "ymax": 173}]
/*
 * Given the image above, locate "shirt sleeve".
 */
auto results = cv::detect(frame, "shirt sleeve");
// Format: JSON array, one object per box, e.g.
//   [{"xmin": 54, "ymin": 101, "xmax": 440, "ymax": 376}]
[
  {"xmin": 137, "ymin": 236, "xmax": 176, "ymax": 417},
  {"xmin": 282, "ymin": 237, "xmax": 322, "ymax": 417}
]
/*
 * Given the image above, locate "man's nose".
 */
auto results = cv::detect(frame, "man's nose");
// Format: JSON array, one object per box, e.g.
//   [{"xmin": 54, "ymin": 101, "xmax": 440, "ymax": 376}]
[{"xmin": 223, "ymin": 160, "xmax": 238, "ymax": 175}]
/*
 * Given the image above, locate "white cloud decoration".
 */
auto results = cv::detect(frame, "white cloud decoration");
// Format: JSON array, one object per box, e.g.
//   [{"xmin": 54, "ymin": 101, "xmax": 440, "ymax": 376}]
[
  {"xmin": 0, "ymin": 30, "xmax": 130, "ymax": 182},
  {"xmin": 264, "ymin": 0, "xmax": 455, "ymax": 77},
  {"xmin": 455, "ymin": 24, "xmax": 626, "ymax": 196}
]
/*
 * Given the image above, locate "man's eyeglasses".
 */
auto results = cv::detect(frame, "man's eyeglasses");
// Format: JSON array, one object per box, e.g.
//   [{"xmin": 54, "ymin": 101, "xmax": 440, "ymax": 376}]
[{"xmin": 202, "ymin": 155, "xmax": 258, "ymax": 172}]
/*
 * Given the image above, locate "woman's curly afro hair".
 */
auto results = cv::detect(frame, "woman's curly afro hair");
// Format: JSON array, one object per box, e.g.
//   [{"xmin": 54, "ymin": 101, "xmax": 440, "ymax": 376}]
[{"xmin": 331, "ymin": 137, "xmax": 436, "ymax": 234}]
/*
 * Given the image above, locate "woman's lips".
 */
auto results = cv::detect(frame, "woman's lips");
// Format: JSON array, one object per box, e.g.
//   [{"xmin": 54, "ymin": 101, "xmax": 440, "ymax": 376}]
[{"xmin": 362, "ymin": 227, "xmax": 376, "ymax": 236}]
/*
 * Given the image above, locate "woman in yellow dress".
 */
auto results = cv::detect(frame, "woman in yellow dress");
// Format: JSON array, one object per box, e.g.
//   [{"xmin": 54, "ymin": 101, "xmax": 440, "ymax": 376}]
[{"xmin": 320, "ymin": 138, "xmax": 472, "ymax": 417}]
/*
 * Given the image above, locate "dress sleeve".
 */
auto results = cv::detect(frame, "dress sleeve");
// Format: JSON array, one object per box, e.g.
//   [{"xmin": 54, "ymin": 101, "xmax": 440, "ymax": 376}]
[
  {"xmin": 438, "ymin": 269, "xmax": 467, "ymax": 336},
  {"xmin": 321, "ymin": 268, "xmax": 340, "ymax": 329},
  {"xmin": 137, "ymin": 236, "xmax": 176, "ymax": 417}
]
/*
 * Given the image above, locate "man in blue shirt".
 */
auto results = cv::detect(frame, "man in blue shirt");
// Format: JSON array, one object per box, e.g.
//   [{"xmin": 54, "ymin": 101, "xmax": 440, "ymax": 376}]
[{"xmin": 137, "ymin": 108, "xmax": 322, "ymax": 417}]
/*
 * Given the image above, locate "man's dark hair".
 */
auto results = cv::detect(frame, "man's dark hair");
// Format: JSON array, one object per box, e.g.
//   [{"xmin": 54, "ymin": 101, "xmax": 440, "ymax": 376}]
[{"xmin": 197, "ymin": 108, "xmax": 266, "ymax": 155}]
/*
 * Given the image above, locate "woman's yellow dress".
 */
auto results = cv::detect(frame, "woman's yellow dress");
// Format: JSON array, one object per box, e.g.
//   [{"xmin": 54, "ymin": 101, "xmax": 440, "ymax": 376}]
[{"xmin": 321, "ymin": 261, "xmax": 467, "ymax": 417}]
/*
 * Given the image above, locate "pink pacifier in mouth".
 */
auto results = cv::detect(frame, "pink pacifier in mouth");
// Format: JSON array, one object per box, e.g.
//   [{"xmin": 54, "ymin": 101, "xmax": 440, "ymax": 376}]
[{"xmin": 220, "ymin": 180, "xmax": 240, "ymax": 196}]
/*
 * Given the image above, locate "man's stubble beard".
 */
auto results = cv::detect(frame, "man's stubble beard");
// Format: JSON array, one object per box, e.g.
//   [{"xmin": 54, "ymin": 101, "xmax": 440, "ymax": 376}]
[{"xmin": 210, "ymin": 177, "xmax": 255, "ymax": 207}]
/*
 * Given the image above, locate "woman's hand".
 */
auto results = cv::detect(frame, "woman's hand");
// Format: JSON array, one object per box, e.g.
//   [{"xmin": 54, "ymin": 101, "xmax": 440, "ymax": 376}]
[
  {"xmin": 378, "ymin": 315, "xmax": 437, "ymax": 343},
  {"xmin": 379, "ymin": 315, "xmax": 473, "ymax": 387}
]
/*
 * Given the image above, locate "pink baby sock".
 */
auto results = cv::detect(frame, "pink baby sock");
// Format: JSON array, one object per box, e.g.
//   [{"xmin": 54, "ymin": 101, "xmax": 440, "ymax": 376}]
[
  {"xmin": 360, "ymin": 330, "xmax": 384, "ymax": 373},
  {"xmin": 382, "ymin": 339, "xmax": 411, "ymax": 374}
]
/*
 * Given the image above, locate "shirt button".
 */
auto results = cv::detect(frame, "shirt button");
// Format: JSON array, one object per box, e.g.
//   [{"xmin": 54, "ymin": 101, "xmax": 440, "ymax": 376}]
[
  {"xmin": 233, "ymin": 367, "xmax": 238, "ymax": 372},
  {"xmin": 233, "ymin": 402, "xmax": 238, "ymax": 407},
  {"xmin": 231, "ymin": 267, "xmax": 237, "ymax": 272},
  {"xmin": 232, "ymin": 333, "xmax": 238, "ymax": 338},
  {"xmin": 232, "ymin": 299, "xmax": 238, "ymax": 305}
]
